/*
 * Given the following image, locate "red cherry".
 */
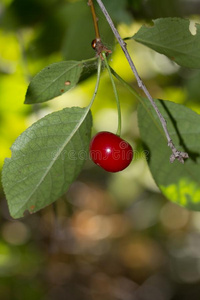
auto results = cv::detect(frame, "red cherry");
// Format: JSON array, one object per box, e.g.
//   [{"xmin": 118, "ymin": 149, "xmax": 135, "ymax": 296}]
[{"xmin": 89, "ymin": 131, "xmax": 133, "ymax": 172}]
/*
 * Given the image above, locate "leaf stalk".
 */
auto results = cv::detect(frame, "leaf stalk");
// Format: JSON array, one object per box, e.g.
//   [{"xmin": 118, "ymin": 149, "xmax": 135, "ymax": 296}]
[{"xmin": 102, "ymin": 53, "xmax": 121, "ymax": 136}]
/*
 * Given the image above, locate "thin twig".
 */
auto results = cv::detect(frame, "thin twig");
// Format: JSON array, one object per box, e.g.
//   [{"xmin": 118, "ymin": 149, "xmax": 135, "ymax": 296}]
[
  {"xmin": 88, "ymin": 0, "xmax": 101, "ymax": 40},
  {"xmin": 95, "ymin": 0, "xmax": 189, "ymax": 163},
  {"xmin": 88, "ymin": 0, "xmax": 112, "ymax": 57}
]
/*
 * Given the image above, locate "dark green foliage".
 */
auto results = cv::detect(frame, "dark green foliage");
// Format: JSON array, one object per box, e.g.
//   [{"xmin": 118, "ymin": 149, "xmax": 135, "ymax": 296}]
[{"xmin": 132, "ymin": 18, "xmax": 200, "ymax": 68}]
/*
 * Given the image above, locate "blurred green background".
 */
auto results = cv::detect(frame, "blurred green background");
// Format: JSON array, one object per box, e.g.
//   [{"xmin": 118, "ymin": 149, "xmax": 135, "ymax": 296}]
[{"xmin": 1, "ymin": 0, "xmax": 200, "ymax": 299}]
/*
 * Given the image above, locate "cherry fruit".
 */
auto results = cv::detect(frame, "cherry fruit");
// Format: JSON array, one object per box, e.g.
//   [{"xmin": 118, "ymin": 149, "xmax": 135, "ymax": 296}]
[{"xmin": 89, "ymin": 131, "xmax": 133, "ymax": 172}]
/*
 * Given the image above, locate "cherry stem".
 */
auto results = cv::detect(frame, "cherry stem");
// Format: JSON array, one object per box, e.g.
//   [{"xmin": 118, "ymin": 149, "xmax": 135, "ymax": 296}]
[
  {"xmin": 102, "ymin": 52, "xmax": 121, "ymax": 136},
  {"xmin": 88, "ymin": 57, "xmax": 102, "ymax": 110},
  {"xmin": 95, "ymin": 0, "xmax": 189, "ymax": 164},
  {"xmin": 88, "ymin": 0, "xmax": 101, "ymax": 41}
]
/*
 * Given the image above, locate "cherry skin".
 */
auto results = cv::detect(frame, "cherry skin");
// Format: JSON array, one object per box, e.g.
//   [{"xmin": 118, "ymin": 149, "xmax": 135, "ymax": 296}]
[{"xmin": 89, "ymin": 131, "xmax": 133, "ymax": 172}]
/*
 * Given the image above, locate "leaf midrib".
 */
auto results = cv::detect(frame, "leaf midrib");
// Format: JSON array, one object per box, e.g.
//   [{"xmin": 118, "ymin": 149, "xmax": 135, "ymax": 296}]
[
  {"xmin": 14, "ymin": 107, "xmax": 89, "ymax": 216},
  {"xmin": 134, "ymin": 36, "xmax": 200, "ymax": 60}
]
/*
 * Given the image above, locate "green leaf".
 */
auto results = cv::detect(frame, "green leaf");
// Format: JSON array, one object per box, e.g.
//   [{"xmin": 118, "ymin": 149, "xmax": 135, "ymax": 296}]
[
  {"xmin": 25, "ymin": 61, "xmax": 83, "ymax": 104},
  {"xmin": 2, "ymin": 107, "xmax": 92, "ymax": 219},
  {"xmin": 132, "ymin": 18, "xmax": 200, "ymax": 69},
  {"xmin": 138, "ymin": 98, "xmax": 200, "ymax": 211}
]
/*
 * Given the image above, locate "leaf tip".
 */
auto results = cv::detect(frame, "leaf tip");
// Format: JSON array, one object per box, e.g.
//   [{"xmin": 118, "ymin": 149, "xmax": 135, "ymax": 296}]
[{"xmin": 24, "ymin": 93, "xmax": 32, "ymax": 104}]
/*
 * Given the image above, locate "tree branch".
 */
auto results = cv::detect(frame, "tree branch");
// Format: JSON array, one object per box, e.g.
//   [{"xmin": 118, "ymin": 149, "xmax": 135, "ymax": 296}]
[{"xmin": 95, "ymin": 0, "xmax": 189, "ymax": 163}]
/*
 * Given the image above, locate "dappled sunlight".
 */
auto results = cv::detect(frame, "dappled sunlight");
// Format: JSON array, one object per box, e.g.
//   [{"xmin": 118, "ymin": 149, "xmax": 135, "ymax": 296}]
[
  {"xmin": 160, "ymin": 178, "xmax": 200, "ymax": 209},
  {"xmin": 118, "ymin": 237, "xmax": 165, "ymax": 272},
  {"xmin": 0, "ymin": 30, "xmax": 20, "ymax": 64},
  {"xmin": 2, "ymin": 221, "xmax": 30, "ymax": 245},
  {"xmin": 160, "ymin": 202, "xmax": 190, "ymax": 231}
]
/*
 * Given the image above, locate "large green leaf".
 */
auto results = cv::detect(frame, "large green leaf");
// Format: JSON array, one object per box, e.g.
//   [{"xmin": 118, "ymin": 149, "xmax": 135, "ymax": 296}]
[
  {"xmin": 2, "ymin": 107, "xmax": 92, "ymax": 219},
  {"xmin": 25, "ymin": 61, "xmax": 83, "ymax": 104},
  {"xmin": 132, "ymin": 18, "xmax": 200, "ymax": 69},
  {"xmin": 138, "ymin": 98, "xmax": 200, "ymax": 210}
]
